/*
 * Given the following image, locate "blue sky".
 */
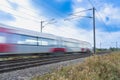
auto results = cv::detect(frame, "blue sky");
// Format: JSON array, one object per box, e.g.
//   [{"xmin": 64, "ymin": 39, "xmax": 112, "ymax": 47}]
[
  {"xmin": 0, "ymin": 0, "xmax": 120, "ymax": 48},
  {"xmin": 31, "ymin": 0, "xmax": 73, "ymax": 18}
]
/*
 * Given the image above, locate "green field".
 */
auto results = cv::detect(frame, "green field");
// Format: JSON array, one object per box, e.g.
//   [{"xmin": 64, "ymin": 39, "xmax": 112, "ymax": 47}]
[{"xmin": 32, "ymin": 52, "xmax": 120, "ymax": 80}]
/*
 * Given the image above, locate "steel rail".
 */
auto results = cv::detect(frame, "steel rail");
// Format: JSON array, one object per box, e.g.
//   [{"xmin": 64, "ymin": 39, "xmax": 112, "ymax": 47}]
[
  {"xmin": 0, "ymin": 53, "xmax": 91, "ymax": 73},
  {"xmin": 0, "ymin": 51, "xmax": 111, "ymax": 73}
]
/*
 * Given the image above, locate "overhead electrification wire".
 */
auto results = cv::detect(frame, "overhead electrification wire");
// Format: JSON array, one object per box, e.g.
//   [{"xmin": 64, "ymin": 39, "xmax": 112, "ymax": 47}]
[
  {"xmin": 11, "ymin": 3, "xmax": 48, "ymax": 20},
  {"xmin": 69, "ymin": 8, "xmax": 92, "ymax": 15},
  {"xmin": 87, "ymin": 0, "xmax": 112, "ymax": 33},
  {"xmin": 0, "ymin": 10, "xmax": 41, "ymax": 25},
  {"xmin": 0, "ymin": 2, "xmax": 58, "ymax": 33},
  {"xmin": 6, "ymin": 12, "xmax": 40, "ymax": 23},
  {"xmin": 32, "ymin": 0, "xmax": 81, "ymax": 36},
  {"xmin": 0, "ymin": 4, "xmax": 41, "ymax": 22},
  {"xmin": 64, "ymin": 15, "xmax": 92, "ymax": 21},
  {"xmin": 87, "ymin": 0, "xmax": 118, "ymax": 48}
]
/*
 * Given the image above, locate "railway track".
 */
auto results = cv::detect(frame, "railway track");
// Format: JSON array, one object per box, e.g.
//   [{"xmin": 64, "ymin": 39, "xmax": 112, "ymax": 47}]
[
  {"xmin": 0, "ymin": 53, "xmax": 91, "ymax": 73},
  {"xmin": 0, "ymin": 51, "xmax": 111, "ymax": 74}
]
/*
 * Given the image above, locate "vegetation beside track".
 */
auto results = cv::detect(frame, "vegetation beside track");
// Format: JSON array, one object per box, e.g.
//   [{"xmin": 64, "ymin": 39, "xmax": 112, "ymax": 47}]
[
  {"xmin": 0, "ymin": 56, "xmax": 39, "ymax": 61},
  {"xmin": 32, "ymin": 52, "xmax": 120, "ymax": 80}
]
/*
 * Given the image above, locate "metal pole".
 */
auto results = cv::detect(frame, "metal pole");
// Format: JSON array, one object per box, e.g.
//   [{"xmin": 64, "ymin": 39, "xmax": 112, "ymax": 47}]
[
  {"xmin": 116, "ymin": 42, "xmax": 118, "ymax": 50},
  {"xmin": 93, "ymin": 7, "xmax": 96, "ymax": 54},
  {"xmin": 40, "ymin": 21, "xmax": 43, "ymax": 33},
  {"xmin": 100, "ymin": 42, "xmax": 101, "ymax": 49},
  {"xmin": 40, "ymin": 21, "xmax": 44, "ymax": 45},
  {"xmin": 40, "ymin": 19, "xmax": 55, "ymax": 33}
]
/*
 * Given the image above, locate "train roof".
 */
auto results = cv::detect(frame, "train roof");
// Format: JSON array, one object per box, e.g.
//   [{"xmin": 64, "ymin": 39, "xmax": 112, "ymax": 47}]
[
  {"xmin": 0, "ymin": 23, "xmax": 59, "ymax": 39},
  {"xmin": 0, "ymin": 23, "xmax": 91, "ymax": 44}
]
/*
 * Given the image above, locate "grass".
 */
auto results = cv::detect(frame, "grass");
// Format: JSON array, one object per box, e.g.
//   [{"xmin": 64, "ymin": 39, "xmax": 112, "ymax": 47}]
[
  {"xmin": 0, "ymin": 56, "xmax": 39, "ymax": 61},
  {"xmin": 32, "ymin": 52, "xmax": 120, "ymax": 80}
]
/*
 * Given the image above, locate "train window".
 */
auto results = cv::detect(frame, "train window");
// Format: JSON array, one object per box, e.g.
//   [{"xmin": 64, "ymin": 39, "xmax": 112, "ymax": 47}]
[
  {"xmin": 63, "ymin": 41, "xmax": 78, "ymax": 47},
  {"xmin": 78, "ymin": 42, "xmax": 81, "ymax": 47},
  {"xmin": 0, "ymin": 32, "xmax": 7, "ymax": 43},
  {"xmin": 84, "ymin": 43, "xmax": 89, "ymax": 48},
  {"xmin": 73, "ymin": 43, "xmax": 79, "ymax": 47},
  {"xmin": 71, "ymin": 43, "xmax": 78, "ymax": 47},
  {"xmin": 0, "ymin": 36, "xmax": 6, "ymax": 43},
  {"xmin": 79, "ymin": 42, "xmax": 85, "ymax": 48},
  {"xmin": 39, "ymin": 40, "xmax": 48, "ymax": 45},
  {"xmin": 38, "ymin": 38, "xmax": 57, "ymax": 46},
  {"xmin": 11, "ymin": 34, "xmax": 37, "ymax": 45}
]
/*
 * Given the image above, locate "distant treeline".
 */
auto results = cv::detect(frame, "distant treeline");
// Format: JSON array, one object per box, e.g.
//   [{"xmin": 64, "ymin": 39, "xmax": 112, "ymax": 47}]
[{"xmin": 97, "ymin": 47, "xmax": 120, "ymax": 52}]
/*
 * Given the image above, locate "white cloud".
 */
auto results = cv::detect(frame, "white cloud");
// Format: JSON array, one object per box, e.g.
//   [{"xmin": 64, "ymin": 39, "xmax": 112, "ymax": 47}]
[
  {"xmin": 0, "ymin": 0, "xmax": 47, "ymax": 31},
  {"xmin": 73, "ymin": 7, "xmax": 86, "ymax": 16},
  {"xmin": 97, "ymin": 4, "xmax": 120, "ymax": 26}
]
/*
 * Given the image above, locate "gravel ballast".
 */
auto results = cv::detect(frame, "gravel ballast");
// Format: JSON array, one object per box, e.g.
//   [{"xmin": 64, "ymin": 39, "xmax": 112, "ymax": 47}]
[{"xmin": 0, "ymin": 58, "xmax": 85, "ymax": 80}]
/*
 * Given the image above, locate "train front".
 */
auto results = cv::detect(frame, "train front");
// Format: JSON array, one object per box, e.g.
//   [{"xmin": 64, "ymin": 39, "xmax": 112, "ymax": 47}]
[{"xmin": 0, "ymin": 27, "xmax": 15, "ymax": 55}]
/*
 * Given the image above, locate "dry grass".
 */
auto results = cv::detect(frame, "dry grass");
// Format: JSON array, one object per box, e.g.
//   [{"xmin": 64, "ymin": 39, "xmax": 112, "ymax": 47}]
[
  {"xmin": 0, "ymin": 56, "xmax": 39, "ymax": 61},
  {"xmin": 32, "ymin": 52, "xmax": 120, "ymax": 80}
]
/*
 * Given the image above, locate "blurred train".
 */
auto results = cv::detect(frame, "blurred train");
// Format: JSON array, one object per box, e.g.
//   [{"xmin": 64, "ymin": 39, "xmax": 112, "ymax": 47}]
[{"xmin": 0, "ymin": 23, "xmax": 92, "ymax": 56}]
